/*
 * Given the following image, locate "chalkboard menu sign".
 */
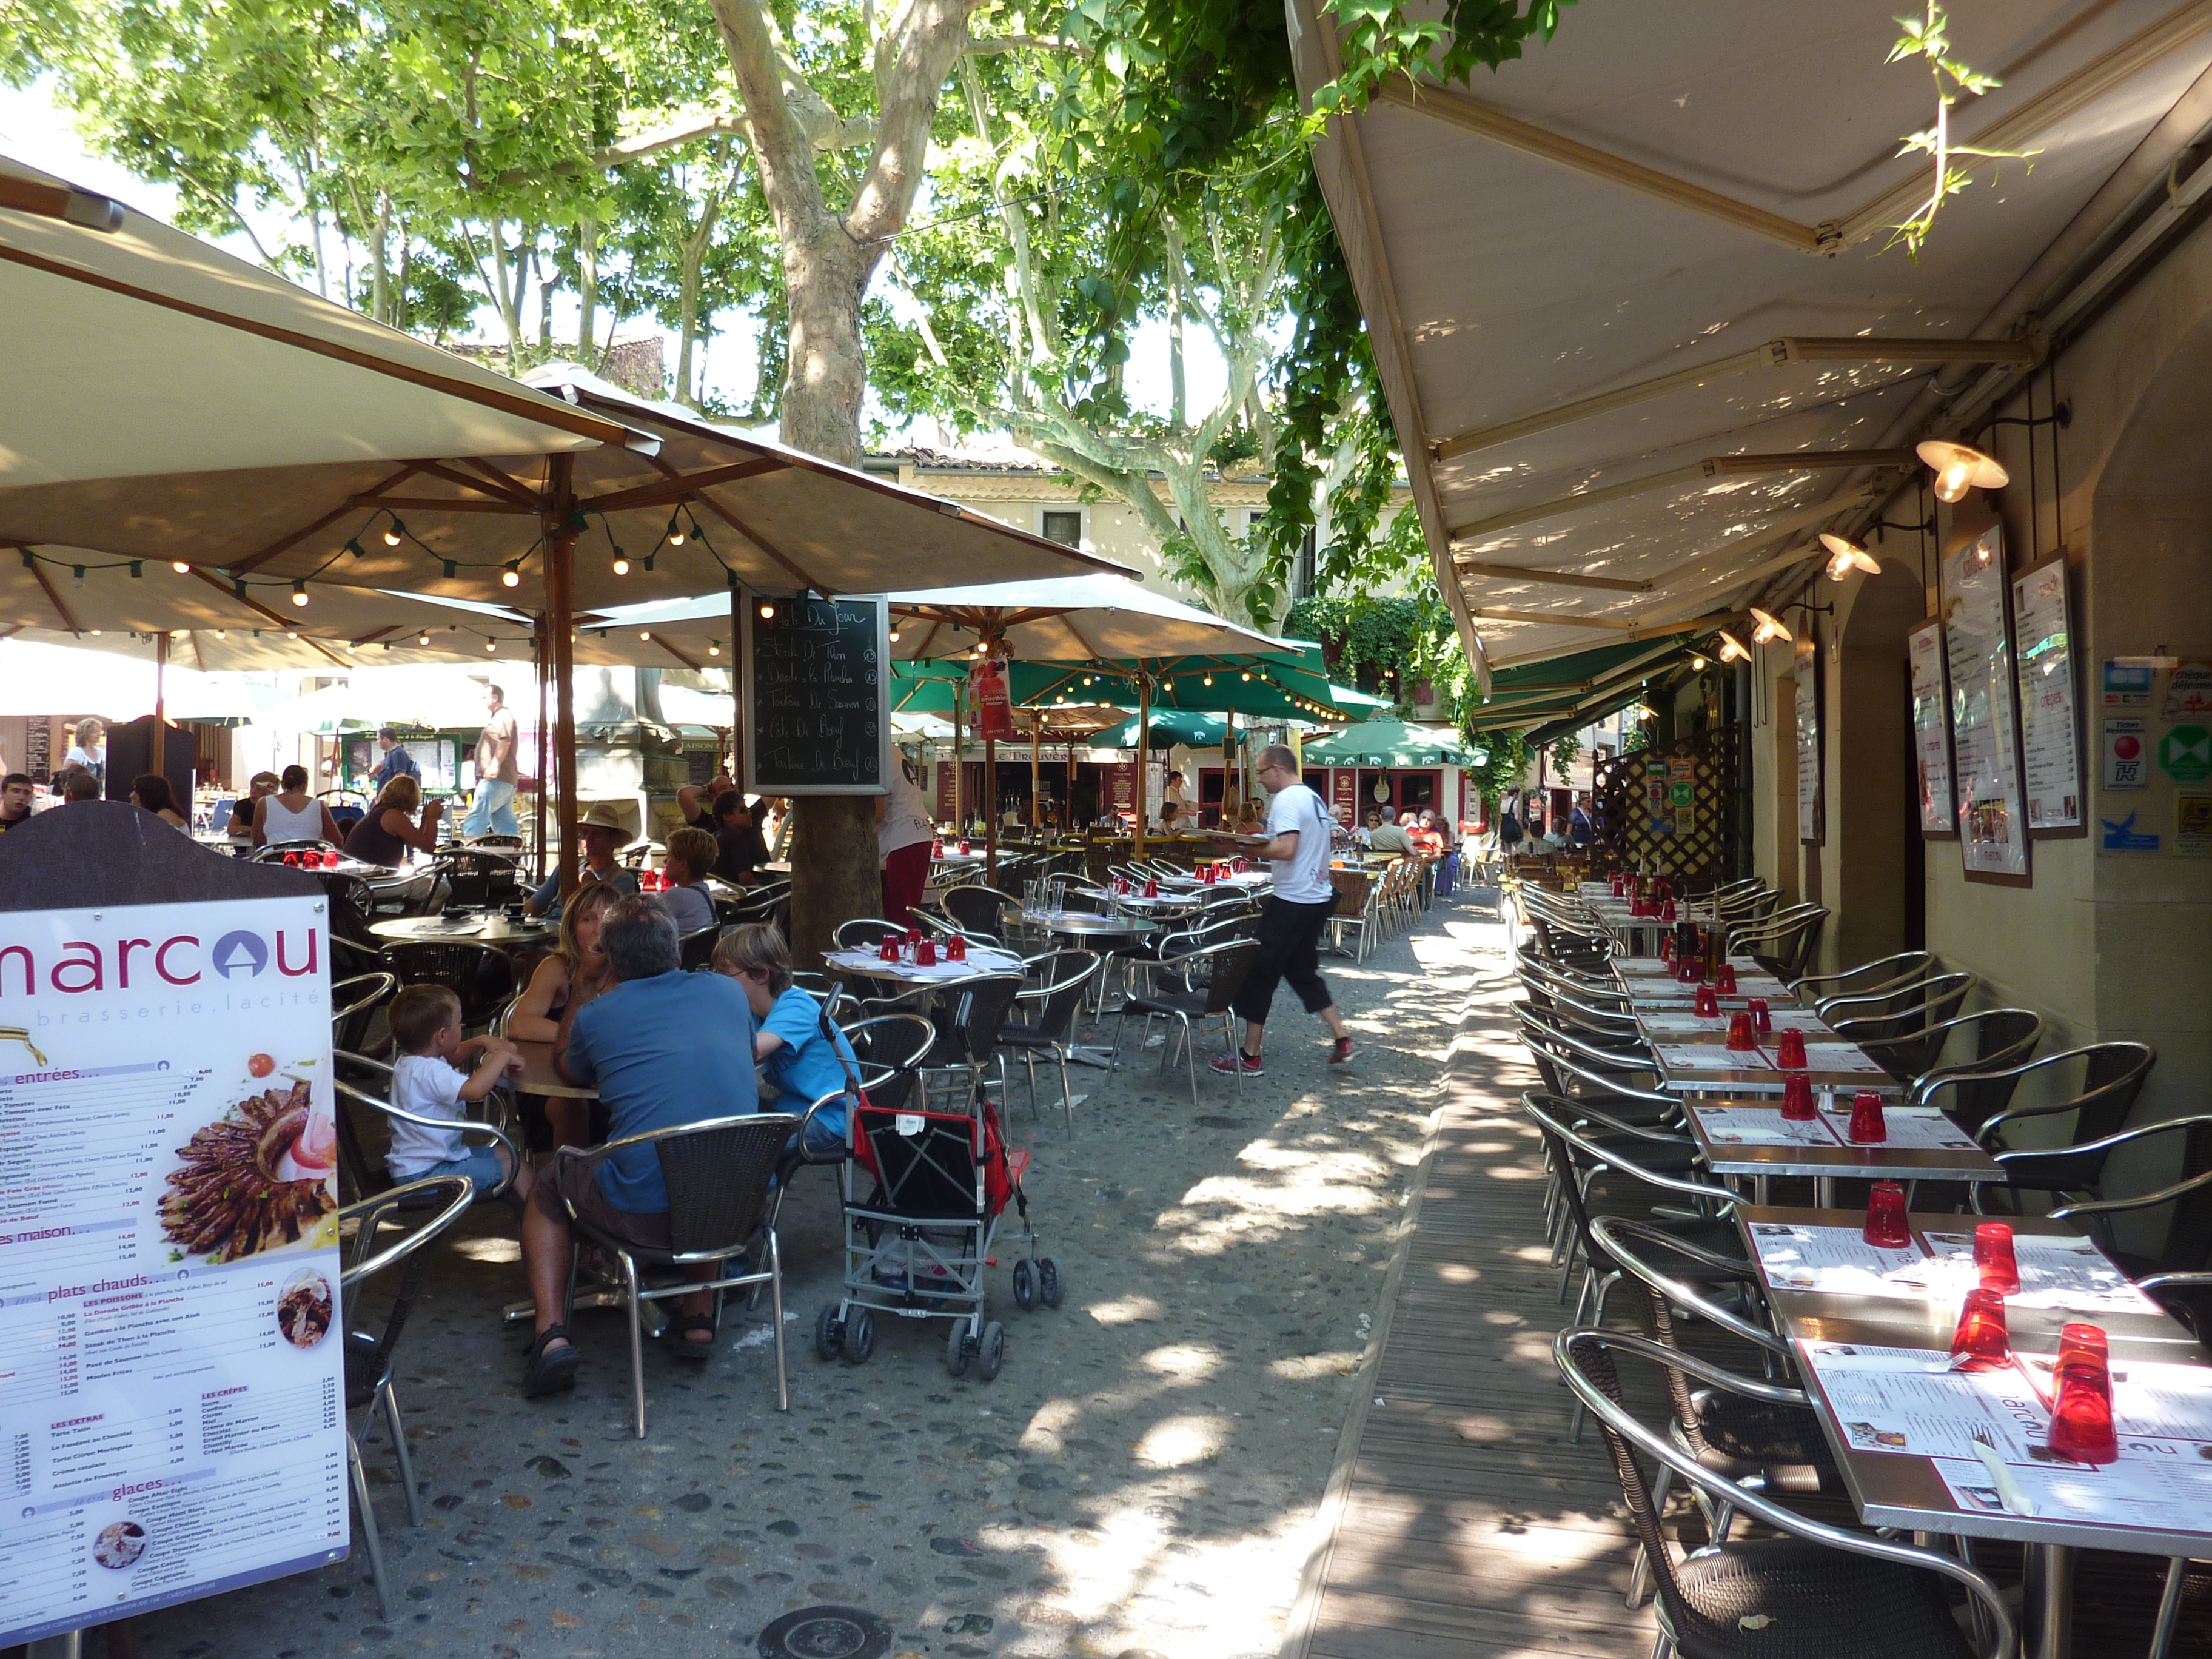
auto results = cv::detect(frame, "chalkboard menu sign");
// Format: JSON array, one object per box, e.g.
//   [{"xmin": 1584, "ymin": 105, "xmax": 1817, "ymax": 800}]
[{"xmin": 740, "ymin": 592, "xmax": 890, "ymax": 796}]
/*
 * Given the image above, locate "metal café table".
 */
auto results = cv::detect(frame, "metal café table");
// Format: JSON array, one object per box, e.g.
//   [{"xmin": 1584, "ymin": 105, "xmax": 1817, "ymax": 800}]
[
  {"xmin": 1651, "ymin": 1041, "xmax": 1905, "ymax": 1101},
  {"xmin": 1735, "ymin": 1204, "xmax": 2212, "ymax": 1659},
  {"xmin": 1020, "ymin": 910, "xmax": 1162, "ymax": 1068},
  {"xmin": 370, "ymin": 911, "xmax": 555, "ymax": 949},
  {"xmin": 1682, "ymin": 1096, "xmax": 2003, "ymax": 1206}
]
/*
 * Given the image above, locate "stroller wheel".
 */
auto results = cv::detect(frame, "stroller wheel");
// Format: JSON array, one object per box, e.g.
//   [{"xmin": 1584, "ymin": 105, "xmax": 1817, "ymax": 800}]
[
  {"xmin": 1037, "ymin": 1257, "xmax": 1064, "ymax": 1309},
  {"xmin": 840, "ymin": 1308, "xmax": 876, "ymax": 1365},
  {"xmin": 1011, "ymin": 1258, "xmax": 1039, "ymax": 1310},
  {"xmin": 945, "ymin": 1320, "xmax": 971, "ymax": 1377},
  {"xmin": 814, "ymin": 1305, "xmax": 843, "ymax": 1362},
  {"xmin": 977, "ymin": 1321, "xmax": 1005, "ymax": 1381}
]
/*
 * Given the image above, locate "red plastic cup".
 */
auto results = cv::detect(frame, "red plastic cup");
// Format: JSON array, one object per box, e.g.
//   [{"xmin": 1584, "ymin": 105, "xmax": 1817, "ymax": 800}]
[
  {"xmin": 907, "ymin": 924, "xmax": 923, "ymax": 946},
  {"xmin": 1660, "ymin": 899, "xmax": 1678, "ymax": 922},
  {"xmin": 1144, "ymin": 878, "xmax": 1159, "ymax": 898},
  {"xmin": 878, "ymin": 936, "xmax": 899, "ymax": 963},
  {"xmin": 1715, "ymin": 963, "xmax": 1738, "ymax": 994},
  {"xmin": 1694, "ymin": 984, "xmax": 1720, "ymax": 1017},
  {"xmin": 281, "ymin": 851, "xmax": 300, "ymax": 866},
  {"xmin": 2057, "ymin": 1322, "xmax": 2109, "ymax": 1376},
  {"xmin": 1780, "ymin": 1073, "xmax": 1817, "ymax": 1120},
  {"xmin": 916, "ymin": 937, "xmax": 937, "ymax": 967},
  {"xmin": 958, "ymin": 837, "xmax": 972, "ymax": 856},
  {"xmin": 1611, "ymin": 873, "xmax": 1625, "ymax": 897},
  {"xmin": 1864, "ymin": 1179, "xmax": 1911, "ymax": 1247},
  {"xmin": 1949, "ymin": 1287, "xmax": 2011, "ymax": 1370},
  {"xmin": 1846, "ymin": 1090, "xmax": 1887, "ymax": 1144},
  {"xmin": 1749, "ymin": 997, "xmax": 1772, "ymax": 1037},
  {"xmin": 1974, "ymin": 1222, "xmax": 2022, "ymax": 1295},
  {"xmin": 2048, "ymin": 1354, "xmax": 2119, "ymax": 1463},
  {"xmin": 1726, "ymin": 1011, "xmax": 1757, "ymax": 1051},
  {"xmin": 932, "ymin": 839, "xmax": 943, "ymax": 858},
  {"xmin": 1775, "ymin": 1028, "xmax": 1808, "ymax": 1070}
]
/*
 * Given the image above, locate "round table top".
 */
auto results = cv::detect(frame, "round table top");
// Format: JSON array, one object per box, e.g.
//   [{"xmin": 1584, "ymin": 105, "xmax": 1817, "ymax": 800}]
[
  {"xmin": 824, "ymin": 945, "xmax": 1025, "ymax": 985},
  {"xmin": 512, "ymin": 1039, "xmax": 595, "ymax": 1100},
  {"xmin": 370, "ymin": 912, "xmax": 555, "ymax": 947},
  {"xmin": 1029, "ymin": 910, "xmax": 1161, "ymax": 938}
]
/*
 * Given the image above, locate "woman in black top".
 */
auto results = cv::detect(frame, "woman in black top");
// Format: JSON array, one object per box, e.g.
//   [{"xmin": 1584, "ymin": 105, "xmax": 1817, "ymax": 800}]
[{"xmin": 344, "ymin": 775, "xmax": 443, "ymax": 866}]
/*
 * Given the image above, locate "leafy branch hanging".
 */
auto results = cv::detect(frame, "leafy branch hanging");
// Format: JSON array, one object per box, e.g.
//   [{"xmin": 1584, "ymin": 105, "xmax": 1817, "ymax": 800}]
[{"xmin": 1884, "ymin": 2, "xmax": 2036, "ymax": 260}]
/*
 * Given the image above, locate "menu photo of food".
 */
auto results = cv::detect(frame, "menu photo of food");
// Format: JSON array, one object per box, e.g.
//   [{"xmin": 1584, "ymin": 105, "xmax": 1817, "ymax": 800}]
[
  {"xmin": 158, "ymin": 1056, "xmax": 340, "ymax": 1265},
  {"xmin": 93, "ymin": 1521, "xmax": 150, "ymax": 1571},
  {"xmin": 276, "ymin": 1269, "xmax": 334, "ymax": 1349}
]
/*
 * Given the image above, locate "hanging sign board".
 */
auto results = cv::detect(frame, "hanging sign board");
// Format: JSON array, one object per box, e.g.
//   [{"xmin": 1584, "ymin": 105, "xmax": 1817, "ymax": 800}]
[
  {"xmin": 1908, "ymin": 619, "xmax": 1957, "ymax": 837},
  {"xmin": 965, "ymin": 657, "xmax": 1015, "ymax": 743},
  {"xmin": 1794, "ymin": 648, "xmax": 1823, "ymax": 845},
  {"xmin": 740, "ymin": 593, "xmax": 890, "ymax": 796},
  {"xmin": 1942, "ymin": 525, "xmax": 2031, "ymax": 884},
  {"xmin": 0, "ymin": 891, "xmax": 347, "ymax": 1648},
  {"xmin": 2010, "ymin": 557, "xmax": 2083, "ymax": 833}
]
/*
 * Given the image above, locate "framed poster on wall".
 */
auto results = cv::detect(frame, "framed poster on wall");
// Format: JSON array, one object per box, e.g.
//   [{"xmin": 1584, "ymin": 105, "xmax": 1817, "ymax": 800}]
[
  {"xmin": 1794, "ymin": 646, "xmax": 1823, "ymax": 844},
  {"xmin": 1942, "ymin": 525, "xmax": 2032, "ymax": 885},
  {"xmin": 2011, "ymin": 555, "xmax": 2084, "ymax": 834},
  {"xmin": 1908, "ymin": 618, "xmax": 1957, "ymax": 837}
]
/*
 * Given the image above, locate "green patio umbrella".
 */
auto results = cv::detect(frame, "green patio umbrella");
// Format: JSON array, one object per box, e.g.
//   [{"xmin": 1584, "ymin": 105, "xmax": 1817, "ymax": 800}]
[
  {"xmin": 1303, "ymin": 717, "xmax": 1480, "ymax": 767},
  {"xmin": 1095, "ymin": 708, "xmax": 1227, "ymax": 749}
]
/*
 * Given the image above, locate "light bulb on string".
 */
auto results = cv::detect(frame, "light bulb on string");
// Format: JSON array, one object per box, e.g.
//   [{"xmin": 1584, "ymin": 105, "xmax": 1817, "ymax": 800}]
[
  {"xmin": 757, "ymin": 602, "xmax": 775, "ymax": 620},
  {"xmin": 639, "ymin": 631, "xmax": 652, "ymax": 642},
  {"xmin": 666, "ymin": 511, "xmax": 687, "ymax": 548},
  {"xmin": 611, "ymin": 555, "xmax": 630, "ymax": 577},
  {"xmin": 382, "ymin": 517, "xmax": 405, "ymax": 548},
  {"xmin": 501, "ymin": 563, "xmax": 521, "ymax": 588},
  {"xmin": 171, "ymin": 561, "xmax": 190, "ymax": 574},
  {"xmin": 418, "ymin": 632, "xmax": 431, "ymax": 646},
  {"xmin": 290, "ymin": 582, "xmax": 309, "ymax": 607},
  {"xmin": 708, "ymin": 642, "xmax": 720, "ymax": 657},
  {"xmin": 485, "ymin": 639, "xmax": 497, "ymax": 653}
]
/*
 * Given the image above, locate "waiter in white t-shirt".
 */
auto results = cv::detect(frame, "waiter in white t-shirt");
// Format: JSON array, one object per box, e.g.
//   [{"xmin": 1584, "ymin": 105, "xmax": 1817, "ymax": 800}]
[
  {"xmin": 876, "ymin": 757, "xmax": 937, "ymax": 924},
  {"xmin": 1209, "ymin": 744, "xmax": 1354, "ymax": 1077}
]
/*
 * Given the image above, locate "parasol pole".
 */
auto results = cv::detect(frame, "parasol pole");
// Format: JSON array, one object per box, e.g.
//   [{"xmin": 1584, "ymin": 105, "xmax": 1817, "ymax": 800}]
[
  {"xmin": 1133, "ymin": 666, "xmax": 1149, "ymax": 860},
  {"xmin": 153, "ymin": 630, "xmax": 168, "ymax": 726},
  {"xmin": 533, "ymin": 620, "xmax": 549, "ymax": 879},
  {"xmin": 728, "ymin": 581, "xmax": 745, "ymax": 783},
  {"xmin": 985, "ymin": 732, "xmax": 998, "ymax": 886},
  {"xmin": 1030, "ymin": 720, "xmax": 1042, "ymax": 832},
  {"xmin": 545, "ymin": 454, "xmax": 581, "ymax": 896},
  {"xmin": 953, "ymin": 677, "xmax": 965, "ymax": 830}
]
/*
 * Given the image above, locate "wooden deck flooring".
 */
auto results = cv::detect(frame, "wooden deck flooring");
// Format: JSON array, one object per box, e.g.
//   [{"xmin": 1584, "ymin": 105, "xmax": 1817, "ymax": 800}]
[{"xmin": 1282, "ymin": 942, "xmax": 1657, "ymax": 1659}]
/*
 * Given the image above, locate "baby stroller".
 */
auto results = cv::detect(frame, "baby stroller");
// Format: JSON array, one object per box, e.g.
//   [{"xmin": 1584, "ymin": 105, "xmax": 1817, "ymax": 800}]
[{"xmin": 814, "ymin": 1062, "xmax": 1061, "ymax": 1379}]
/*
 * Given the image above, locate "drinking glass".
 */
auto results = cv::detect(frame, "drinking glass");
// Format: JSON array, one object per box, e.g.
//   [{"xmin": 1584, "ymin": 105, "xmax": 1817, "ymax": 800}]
[
  {"xmin": 1726, "ymin": 1011, "xmax": 1756, "ymax": 1051},
  {"xmin": 1863, "ymin": 1179, "xmax": 1911, "ymax": 1247},
  {"xmin": 2048, "ymin": 1366, "xmax": 2119, "ymax": 1463},
  {"xmin": 877, "ymin": 936, "xmax": 899, "ymax": 963},
  {"xmin": 1949, "ymin": 1287, "xmax": 2011, "ymax": 1370},
  {"xmin": 1774, "ymin": 1028, "xmax": 1808, "ymax": 1070},
  {"xmin": 1715, "ymin": 963, "xmax": 1738, "ymax": 994},
  {"xmin": 1780, "ymin": 1074, "xmax": 1817, "ymax": 1120},
  {"xmin": 1694, "ymin": 984, "xmax": 1720, "ymax": 1017},
  {"xmin": 1974, "ymin": 1222, "xmax": 2021, "ymax": 1295},
  {"xmin": 916, "ymin": 937, "xmax": 938, "ymax": 967},
  {"xmin": 1845, "ymin": 1090, "xmax": 1887, "ymax": 1144},
  {"xmin": 1749, "ymin": 997, "xmax": 1771, "ymax": 1036},
  {"xmin": 281, "ymin": 851, "xmax": 300, "ymax": 866}
]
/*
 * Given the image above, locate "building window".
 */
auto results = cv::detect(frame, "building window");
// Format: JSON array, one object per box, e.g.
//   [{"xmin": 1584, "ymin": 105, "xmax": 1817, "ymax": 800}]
[
  {"xmin": 1295, "ymin": 528, "xmax": 1318, "ymax": 599},
  {"xmin": 1041, "ymin": 509, "xmax": 1082, "ymax": 547}
]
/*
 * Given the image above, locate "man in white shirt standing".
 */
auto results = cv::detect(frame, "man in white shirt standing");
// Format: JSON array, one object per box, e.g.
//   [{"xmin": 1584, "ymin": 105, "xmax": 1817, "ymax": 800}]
[{"xmin": 1211, "ymin": 745, "xmax": 1353, "ymax": 1076}]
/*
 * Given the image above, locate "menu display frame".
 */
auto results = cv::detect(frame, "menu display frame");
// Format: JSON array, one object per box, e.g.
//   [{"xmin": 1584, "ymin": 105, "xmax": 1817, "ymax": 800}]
[
  {"xmin": 0, "ymin": 846, "xmax": 349, "ymax": 1648},
  {"xmin": 1794, "ymin": 643, "xmax": 1824, "ymax": 845},
  {"xmin": 1941, "ymin": 524, "xmax": 2033, "ymax": 886},
  {"xmin": 740, "ymin": 590, "xmax": 891, "ymax": 797},
  {"xmin": 2011, "ymin": 554, "xmax": 2085, "ymax": 837},
  {"xmin": 1908, "ymin": 618, "xmax": 1958, "ymax": 838}
]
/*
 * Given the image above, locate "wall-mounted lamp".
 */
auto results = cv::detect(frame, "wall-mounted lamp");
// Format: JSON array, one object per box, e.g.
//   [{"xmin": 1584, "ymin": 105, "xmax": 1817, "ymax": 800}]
[
  {"xmin": 1917, "ymin": 439, "xmax": 2008, "ymax": 503},
  {"xmin": 1818, "ymin": 532, "xmax": 1882, "ymax": 581},
  {"xmin": 1715, "ymin": 629, "xmax": 1751, "ymax": 663},
  {"xmin": 1748, "ymin": 607, "xmax": 1792, "ymax": 645}
]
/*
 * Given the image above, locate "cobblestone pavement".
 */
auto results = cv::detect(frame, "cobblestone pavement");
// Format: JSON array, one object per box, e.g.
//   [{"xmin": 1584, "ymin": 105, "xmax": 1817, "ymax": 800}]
[{"xmin": 132, "ymin": 895, "xmax": 1496, "ymax": 1659}]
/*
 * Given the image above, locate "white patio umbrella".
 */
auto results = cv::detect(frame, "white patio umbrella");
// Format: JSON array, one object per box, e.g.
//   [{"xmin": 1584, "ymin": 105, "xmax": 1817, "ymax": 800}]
[{"xmin": 0, "ymin": 636, "xmax": 284, "ymax": 723}]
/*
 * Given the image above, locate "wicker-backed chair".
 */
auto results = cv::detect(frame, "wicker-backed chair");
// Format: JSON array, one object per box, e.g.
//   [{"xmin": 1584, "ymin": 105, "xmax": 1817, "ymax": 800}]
[
  {"xmin": 551, "ymin": 1113, "xmax": 797, "ymax": 1437},
  {"xmin": 1556, "ymin": 1328, "xmax": 2014, "ymax": 1659},
  {"xmin": 381, "ymin": 939, "xmax": 516, "ymax": 1030},
  {"xmin": 1111, "ymin": 938, "xmax": 1258, "ymax": 1110},
  {"xmin": 996, "ymin": 949, "xmax": 1105, "ymax": 1131}
]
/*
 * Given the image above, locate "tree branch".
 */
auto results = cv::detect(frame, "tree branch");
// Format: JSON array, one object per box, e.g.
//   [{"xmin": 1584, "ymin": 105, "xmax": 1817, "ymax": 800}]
[
  {"xmin": 846, "ymin": 0, "xmax": 976, "ymax": 248},
  {"xmin": 964, "ymin": 33, "xmax": 1091, "ymax": 56}
]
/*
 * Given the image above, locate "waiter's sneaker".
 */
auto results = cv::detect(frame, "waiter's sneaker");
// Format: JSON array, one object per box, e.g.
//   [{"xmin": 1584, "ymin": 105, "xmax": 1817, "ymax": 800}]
[
  {"xmin": 1328, "ymin": 1037, "xmax": 1355, "ymax": 1065},
  {"xmin": 1209, "ymin": 1053, "xmax": 1265, "ymax": 1077}
]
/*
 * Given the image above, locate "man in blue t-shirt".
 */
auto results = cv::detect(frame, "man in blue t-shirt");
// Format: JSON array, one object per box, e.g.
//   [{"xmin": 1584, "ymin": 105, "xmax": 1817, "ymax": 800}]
[{"xmin": 519, "ymin": 898, "xmax": 756, "ymax": 1396}]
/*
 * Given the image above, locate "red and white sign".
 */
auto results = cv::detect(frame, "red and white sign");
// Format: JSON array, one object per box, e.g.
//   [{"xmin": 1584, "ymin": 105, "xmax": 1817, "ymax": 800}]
[{"xmin": 967, "ymin": 657, "xmax": 1014, "ymax": 742}]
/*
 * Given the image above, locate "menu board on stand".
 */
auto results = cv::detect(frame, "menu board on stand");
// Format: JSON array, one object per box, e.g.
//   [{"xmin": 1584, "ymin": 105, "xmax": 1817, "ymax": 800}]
[
  {"xmin": 1908, "ymin": 619, "xmax": 1957, "ymax": 836},
  {"xmin": 1942, "ymin": 525, "xmax": 2032, "ymax": 884},
  {"xmin": 2011, "ymin": 555, "xmax": 2083, "ymax": 835},
  {"xmin": 740, "ymin": 592, "xmax": 891, "ymax": 796},
  {"xmin": 1794, "ymin": 646, "xmax": 1823, "ymax": 844},
  {"xmin": 0, "ymin": 815, "xmax": 347, "ymax": 1648}
]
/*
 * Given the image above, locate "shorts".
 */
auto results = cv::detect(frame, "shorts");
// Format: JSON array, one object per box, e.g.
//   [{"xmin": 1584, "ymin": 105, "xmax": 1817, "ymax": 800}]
[
  {"xmin": 532, "ymin": 1149, "xmax": 672, "ymax": 1250},
  {"xmin": 392, "ymin": 1144, "xmax": 506, "ymax": 1193}
]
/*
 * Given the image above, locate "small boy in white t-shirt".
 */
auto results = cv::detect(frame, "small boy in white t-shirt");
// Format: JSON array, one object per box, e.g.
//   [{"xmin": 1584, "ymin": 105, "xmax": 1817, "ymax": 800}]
[{"xmin": 384, "ymin": 984, "xmax": 531, "ymax": 1199}]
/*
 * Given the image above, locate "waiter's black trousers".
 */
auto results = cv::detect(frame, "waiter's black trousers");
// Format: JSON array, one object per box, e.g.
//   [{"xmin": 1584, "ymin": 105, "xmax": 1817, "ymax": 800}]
[{"xmin": 1231, "ymin": 895, "xmax": 1338, "ymax": 1025}]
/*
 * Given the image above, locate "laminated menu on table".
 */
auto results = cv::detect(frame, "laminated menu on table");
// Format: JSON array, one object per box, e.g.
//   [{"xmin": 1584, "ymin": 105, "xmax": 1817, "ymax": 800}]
[
  {"xmin": 1920, "ymin": 1231, "xmax": 2164, "ymax": 1315},
  {"xmin": 1690, "ymin": 1105, "xmax": 1843, "ymax": 1147},
  {"xmin": 1657, "ymin": 1044, "xmax": 1772, "ymax": 1071},
  {"xmin": 0, "ymin": 897, "xmax": 349, "ymax": 1647},
  {"xmin": 1791, "ymin": 1043, "xmax": 1893, "ymax": 1074},
  {"xmin": 1748, "ymin": 1221, "xmax": 1930, "ymax": 1296},
  {"xmin": 1817, "ymin": 1108, "xmax": 1985, "ymax": 1150}
]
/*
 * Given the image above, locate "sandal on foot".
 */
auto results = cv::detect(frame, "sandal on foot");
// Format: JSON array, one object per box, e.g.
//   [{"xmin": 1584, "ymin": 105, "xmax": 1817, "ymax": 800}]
[
  {"xmin": 523, "ymin": 1326, "xmax": 580, "ymax": 1397},
  {"xmin": 668, "ymin": 1314, "xmax": 717, "ymax": 1361}
]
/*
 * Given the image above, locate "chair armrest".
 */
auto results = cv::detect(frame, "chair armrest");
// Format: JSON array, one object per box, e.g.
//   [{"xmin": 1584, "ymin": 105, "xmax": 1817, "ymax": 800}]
[
  {"xmin": 335, "ymin": 1080, "xmax": 522, "ymax": 1171},
  {"xmin": 793, "ymin": 1088, "xmax": 855, "ymax": 1164},
  {"xmin": 2049, "ymin": 1160, "xmax": 2212, "ymax": 1222},
  {"xmin": 1590, "ymin": 1216, "xmax": 1791, "ymax": 1360},
  {"xmin": 2138, "ymin": 1271, "xmax": 2212, "ymax": 1292},
  {"xmin": 1995, "ymin": 1113, "xmax": 2212, "ymax": 1167}
]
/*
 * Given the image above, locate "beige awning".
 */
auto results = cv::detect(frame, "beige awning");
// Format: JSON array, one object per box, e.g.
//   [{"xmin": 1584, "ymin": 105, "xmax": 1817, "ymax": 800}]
[
  {"xmin": 0, "ymin": 155, "xmax": 643, "ymax": 487},
  {"xmin": 0, "ymin": 366, "xmax": 1134, "ymax": 614},
  {"xmin": 1287, "ymin": 0, "xmax": 2212, "ymax": 678}
]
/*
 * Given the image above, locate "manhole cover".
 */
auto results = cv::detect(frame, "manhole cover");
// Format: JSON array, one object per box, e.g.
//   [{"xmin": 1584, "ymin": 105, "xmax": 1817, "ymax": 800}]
[{"xmin": 757, "ymin": 1606, "xmax": 894, "ymax": 1659}]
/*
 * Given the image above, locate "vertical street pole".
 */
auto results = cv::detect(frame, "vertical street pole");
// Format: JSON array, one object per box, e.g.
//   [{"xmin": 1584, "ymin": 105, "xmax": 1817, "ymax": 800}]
[{"xmin": 545, "ymin": 454, "xmax": 580, "ymax": 896}]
